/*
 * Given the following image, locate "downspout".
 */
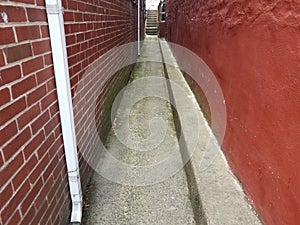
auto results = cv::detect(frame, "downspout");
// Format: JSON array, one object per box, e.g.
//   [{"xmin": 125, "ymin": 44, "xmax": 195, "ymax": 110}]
[
  {"xmin": 138, "ymin": 0, "xmax": 141, "ymax": 55},
  {"xmin": 45, "ymin": 0, "xmax": 82, "ymax": 223}
]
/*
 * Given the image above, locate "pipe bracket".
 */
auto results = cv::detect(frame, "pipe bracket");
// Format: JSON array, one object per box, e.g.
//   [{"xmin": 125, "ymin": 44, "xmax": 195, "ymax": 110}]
[{"xmin": 46, "ymin": 5, "xmax": 64, "ymax": 14}]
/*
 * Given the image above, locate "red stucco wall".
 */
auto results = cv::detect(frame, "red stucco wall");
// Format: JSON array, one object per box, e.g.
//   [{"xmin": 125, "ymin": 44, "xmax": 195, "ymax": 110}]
[{"xmin": 166, "ymin": 1, "xmax": 300, "ymax": 224}]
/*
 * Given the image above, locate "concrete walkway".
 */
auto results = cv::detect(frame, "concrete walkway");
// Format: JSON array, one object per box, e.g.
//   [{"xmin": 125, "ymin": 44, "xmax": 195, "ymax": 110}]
[
  {"xmin": 81, "ymin": 36, "xmax": 262, "ymax": 225},
  {"xmin": 82, "ymin": 36, "xmax": 199, "ymax": 225}
]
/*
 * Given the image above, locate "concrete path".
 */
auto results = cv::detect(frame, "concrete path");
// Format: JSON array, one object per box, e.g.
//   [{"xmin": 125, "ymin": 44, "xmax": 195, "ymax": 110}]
[
  {"xmin": 82, "ymin": 36, "xmax": 199, "ymax": 225},
  {"xmin": 82, "ymin": 36, "xmax": 262, "ymax": 225}
]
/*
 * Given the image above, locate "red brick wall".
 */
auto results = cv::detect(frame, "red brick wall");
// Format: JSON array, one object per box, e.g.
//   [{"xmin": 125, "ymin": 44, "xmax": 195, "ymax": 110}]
[
  {"xmin": 0, "ymin": 0, "xmax": 142, "ymax": 224},
  {"xmin": 63, "ymin": 0, "xmax": 146, "ymax": 191},
  {"xmin": 166, "ymin": 0, "xmax": 300, "ymax": 224}
]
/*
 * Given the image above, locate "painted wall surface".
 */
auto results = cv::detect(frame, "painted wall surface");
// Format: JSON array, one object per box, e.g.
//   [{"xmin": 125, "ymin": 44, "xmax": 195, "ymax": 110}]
[
  {"xmin": 166, "ymin": 0, "xmax": 300, "ymax": 224},
  {"xmin": 0, "ymin": 0, "xmax": 142, "ymax": 224}
]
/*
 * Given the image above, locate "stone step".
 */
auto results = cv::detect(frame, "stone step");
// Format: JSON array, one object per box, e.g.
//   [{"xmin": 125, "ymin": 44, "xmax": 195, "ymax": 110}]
[
  {"xmin": 146, "ymin": 31, "xmax": 158, "ymax": 35},
  {"xmin": 146, "ymin": 29, "xmax": 158, "ymax": 35},
  {"xmin": 147, "ymin": 23, "xmax": 157, "ymax": 27}
]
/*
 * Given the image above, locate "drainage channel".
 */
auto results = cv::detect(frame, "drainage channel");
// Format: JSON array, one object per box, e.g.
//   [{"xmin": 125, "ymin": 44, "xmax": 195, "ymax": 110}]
[
  {"xmin": 81, "ymin": 36, "xmax": 204, "ymax": 225},
  {"xmin": 158, "ymin": 39, "xmax": 207, "ymax": 225}
]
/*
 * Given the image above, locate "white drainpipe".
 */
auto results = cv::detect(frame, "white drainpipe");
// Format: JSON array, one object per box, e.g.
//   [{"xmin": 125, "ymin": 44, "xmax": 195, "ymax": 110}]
[
  {"xmin": 138, "ymin": 0, "xmax": 141, "ymax": 55},
  {"xmin": 45, "ymin": 0, "xmax": 82, "ymax": 223}
]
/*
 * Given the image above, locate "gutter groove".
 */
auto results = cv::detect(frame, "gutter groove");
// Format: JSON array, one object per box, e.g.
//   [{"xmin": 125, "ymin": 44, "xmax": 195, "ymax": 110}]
[{"xmin": 158, "ymin": 38, "xmax": 207, "ymax": 225}]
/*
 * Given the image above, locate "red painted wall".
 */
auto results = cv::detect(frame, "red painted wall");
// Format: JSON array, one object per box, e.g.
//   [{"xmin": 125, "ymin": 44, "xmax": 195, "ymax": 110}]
[
  {"xmin": 0, "ymin": 0, "xmax": 142, "ymax": 224},
  {"xmin": 159, "ymin": 22, "xmax": 166, "ymax": 38},
  {"xmin": 166, "ymin": 0, "xmax": 300, "ymax": 224}
]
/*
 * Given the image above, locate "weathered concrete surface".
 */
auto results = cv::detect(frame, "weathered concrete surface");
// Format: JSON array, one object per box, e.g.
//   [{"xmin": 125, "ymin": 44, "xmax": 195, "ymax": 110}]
[{"xmin": 81, "ymin": 36, "xmax": 197, "ymax": 225}]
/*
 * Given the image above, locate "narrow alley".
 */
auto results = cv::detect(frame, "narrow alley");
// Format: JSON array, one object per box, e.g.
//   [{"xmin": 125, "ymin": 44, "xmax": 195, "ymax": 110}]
[
  {"xmin": 82, "ymin": 36, "xmax": 197, "ymax": 225},
  {"xmin": 1, "ymin": 0, "xmax": 300, "ymax": 225},
  {"xmin": 81, "ymin": 36, "xmax": 261, "ymax": 225}
]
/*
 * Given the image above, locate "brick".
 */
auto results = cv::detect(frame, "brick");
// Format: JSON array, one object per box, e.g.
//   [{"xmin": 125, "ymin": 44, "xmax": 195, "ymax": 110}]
[
  {"xmin": 53, "ymin": 185, "xmax": 70, "ymax": 219},
  {"xmin": 66, "ymin": 34, "xmax": 76, "ymax": 45},
  {"xmin": 51, "ymin": 185, "xmax": 68, "ymax": 217},
  {"xmin": 36, "ymin": 0, "xmax": 45, "ymax": 6},
  {"xmin": 70, "ymin": 23, "xmax": 81, "ymax": 33},
  {"xmin": 0, "ymin": 151, "xmax": 3, "ymax": 167},
  {"xmin": 34, "ymin": 175, "xmax": 53, "ymax": 210},
  {"xmin": 0, "ymin": 151, "xmax": 24, "ymax": 187},
  {"xmin": 77, "ymin": 33, "xmax": 84, "ymax": 42},
  {"xmin": 0, "ymin": 121, "xmax": 17, "ymax": 146},
  {"xmin": 16, "ymin": 26, "xmax": 41, "ymax": 42},
  {"xmin": 44, "ymin": 212, "xmax": 54, "ymax": 225},
  {"xmin": 19, "ymin": 205, "xmax": 35, "ymax": 225},
  {"xmin": 69, "ymin": 44, "xmax": 80, "ymax": 55},
  {"xmin": 3, "ymin": 127, "xmax": 31, "ymax": 161},
  {"xmin": 64, "ymin": 11, "xmax": 74, "ymax": 21},
  {"xmin": 66, "ymin": 0, "xmax": 78, "ymax": 11},
  {"xmin": 45, "ymin": 114, "xmax": 60, "ymax": 134},
  {"xmin": 0, "ymin": 87, "xmax": 10, "ymax": 106},
  {"xmin": 52, "ymin": 153, "xmax": 64, "ymax": 177},
  {"xmin": 0, "ymin": 182, "xmax": 13, "ymax": 209},
  {"xmin": 37, "ymin": 132, "xmax": 54, "ymax": 158},
  {"xmin": 84, "ymin": 13, "xmax": 91, "ymax": 21},
  {"xmin": 36, "ymin": 66, "xmax": 54, "ymax": 84},
  {"xmin": 27, "ymin": 8, "xmax": 47, "ymax": 22},
  {"xmin": 43, "ymin": 53, "xmax": 53, "ymax": 65},
  {"xmin": 4, "ymin": 209, "xmax": 21, "ymax": 225},
  {"xmin": 74, "ymin": 12, "xmax": 83, "ymax": 22},
  {"xmin": 29, "ymin": 153, "xmax": 48, "ymax": 184},
  {"xmin": 21, "ymin": 177, "xmax": 43, "ymax": 214},
  {"xmin": 9, "ymin": 0, "xmax": 34, "ymax": 4},
  {"xmin": 12, "ymin": 154, "xmax": 38, "ymax": 188},
  {"xmin": 70, "ymin": 63, "xmax": 81, "ymax": 76},
  {"xmin": 32, "ymin": 39, "xmax": 51, "ymax": 55},
  {"xmin": 43, "ymin": 155, "xmax": 59, "ymax": 182},
  {"xmin": 0, "ymin": 65, "xmax": 21, "ymax": 86},
  {"xmin": 0, "ymin": 27, "xmax": 15, "ymax": 45},
  {"xmin": 0, "ymin": 6, "xmax": 27, "ymax": 23},
  {"xmin": 80, "ymin": 41, "xmax": 88, "ymax": 51},
  {"xmin": 17, "ymin": 103, "xmax": 41, "ymax": 130},
  {"xmin": 41, "ymin": 91, "xmax": 57, "ymax": 110},
  {"xmin": 0, "ymin": 97, "xmax": 26, "ymax": 126},
  {"xmin": 12, "ymin": 75, "xmax": 36, "ymax": 99},
  {"xmin": 23, "ymin": 130, "xmax": 45, "ymax": 159},
  {"xmin": 46, "ymin": 77, "xmax": 56, "ymax": 92},
  {"xmin": 22, "ymin": 56, "xmax": 44, "ymax": 76},
  {"xmin": 26, "ymin": 84, "xmax": 47, "ymax": 106},
  {"xmin": 64, "ymin": 24, "xmax": 71, "ymax": 34},
  {"xmin": 31, "ymin": 110, "xmax": 50, "ymax": 135},
  {"xmin": 0, "ymin": 49, "xmax": 5, "ymax": 67},
  {"xmin": 48, "ymin": 175, "xmax": 61, "ymax": 204},
  {"xmin": 49, "ymin": 102, "xmax": 59, "ymax": 116},
  {"xmin": 31, "ymin": 198, "xmax": 48, "ymax": 225},
  {"xmin": 4, "ymin": 43, "xmax": 33, "ymax": 63},
  {"xmin": 40, "ymin": 25, "xmax": 50, "ymax": 38},
  {"xmin": 67, "ymin": 53, "xmax": 75, "ymax": 66},
  {"xmin": 53, "ymin": 215, "xmax": 60, "ymax": 225}
]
